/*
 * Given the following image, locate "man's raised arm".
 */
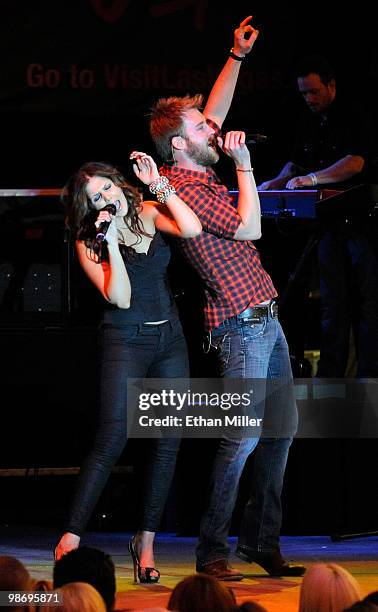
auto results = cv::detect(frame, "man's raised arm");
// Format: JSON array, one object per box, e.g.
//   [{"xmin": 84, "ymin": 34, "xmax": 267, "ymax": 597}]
[{"xmin": 204, "ymin": 16, "xmax": 259, "ymax": 129}]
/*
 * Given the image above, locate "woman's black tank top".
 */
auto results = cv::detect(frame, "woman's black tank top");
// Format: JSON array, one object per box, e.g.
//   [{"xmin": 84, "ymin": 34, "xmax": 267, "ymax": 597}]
[{"xmin": 102, "ymin": 231, "xmax": 178, "ymax": 325}]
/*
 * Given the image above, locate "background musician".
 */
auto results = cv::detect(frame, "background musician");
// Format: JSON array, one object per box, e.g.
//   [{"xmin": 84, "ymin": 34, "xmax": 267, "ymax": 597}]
[{"xmin": 258, "ymin": 55, "xmax": 378, "ymax": 378}]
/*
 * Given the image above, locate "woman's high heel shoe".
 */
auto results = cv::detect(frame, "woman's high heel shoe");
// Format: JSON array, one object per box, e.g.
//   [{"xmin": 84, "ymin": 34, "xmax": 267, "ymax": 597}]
[{"xmin": 128, "ymin": 537, "xmax": 160, "ymax": 584}]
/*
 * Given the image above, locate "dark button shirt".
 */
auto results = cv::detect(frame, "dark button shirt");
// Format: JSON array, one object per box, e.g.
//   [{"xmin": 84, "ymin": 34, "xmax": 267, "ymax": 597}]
[{"xmin": 291, "ymin": 97, "xmax": 372, "ymax": 189}]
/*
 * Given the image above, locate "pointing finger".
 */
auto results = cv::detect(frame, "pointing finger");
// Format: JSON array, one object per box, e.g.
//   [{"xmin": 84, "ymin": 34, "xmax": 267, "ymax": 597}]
[{"xmin": 239, "ymin": 16, "xmax": 253, "ymax": 27}]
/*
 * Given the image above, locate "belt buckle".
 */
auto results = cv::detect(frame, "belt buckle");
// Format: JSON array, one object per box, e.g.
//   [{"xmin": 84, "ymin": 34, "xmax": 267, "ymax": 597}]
[
  {"xmin": 238, "ymin": 307, "xmax": 255, "ymax": 321},
  {"xmin": 242, "ymin": 315, "xmax": 262, "ymax": 324}
]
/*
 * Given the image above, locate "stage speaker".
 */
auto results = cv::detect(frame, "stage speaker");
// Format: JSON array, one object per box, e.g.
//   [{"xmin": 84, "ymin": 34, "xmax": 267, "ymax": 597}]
[{"xmin": 0, "ymin": 189, "xmax": 71, "ymax": 327}]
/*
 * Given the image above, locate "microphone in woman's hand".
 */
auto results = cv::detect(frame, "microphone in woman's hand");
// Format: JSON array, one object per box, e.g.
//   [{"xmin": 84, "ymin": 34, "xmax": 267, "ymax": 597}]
[{"xmin": 95, "ymin": 203, "xmax": 117, "ymax": 243}]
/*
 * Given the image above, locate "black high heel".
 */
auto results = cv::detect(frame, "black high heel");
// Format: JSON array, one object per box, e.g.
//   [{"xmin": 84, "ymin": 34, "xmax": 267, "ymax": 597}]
[{"xmin": 128, "ymin": 537, "xmax": 160, "ymax": 584}]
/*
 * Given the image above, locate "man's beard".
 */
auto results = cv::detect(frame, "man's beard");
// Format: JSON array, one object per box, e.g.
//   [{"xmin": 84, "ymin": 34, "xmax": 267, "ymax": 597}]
[{"xmin": 185, "ymin": 138, "xmax": 219, "ymax": 166}]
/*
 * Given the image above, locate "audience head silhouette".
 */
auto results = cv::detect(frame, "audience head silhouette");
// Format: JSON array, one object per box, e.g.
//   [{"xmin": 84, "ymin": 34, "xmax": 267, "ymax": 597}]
[
  {"xmin": 237, "ymin": 602, "xmax": 268, "ymax": 612},
  {"xmin": 0, "ymin": 555, "xmax": 33, "ymax": 591},
  {"xmin": 299, "ymin": 563, "xmax": 361, "ymax": 612},
  {"xmin": 167, "ymin": 573, "xmax": 236, "ymax": 612},
  {"xmin": 0, "ymin": 556, "xmax": 34, "ymax": 611},
  {"xmin": 53, "ymin": 546, "xmax": 115, "ymax": 611},
  {"xmin": 47, "ymin": 582, "xmax": 106, "ymax": 612},
  {"xmin": 344, "ymin": 602, "xmax": 378, "ymax": 612},
  {"xmin": 363, "ymin": 592, "xmax": 378, "ymax": 606}
]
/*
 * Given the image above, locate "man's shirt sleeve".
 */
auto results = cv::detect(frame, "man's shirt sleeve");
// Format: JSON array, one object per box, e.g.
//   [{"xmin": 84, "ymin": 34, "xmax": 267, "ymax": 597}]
[{"xmin": 176, "ymin": 179, "xmax": 241, "ymax": 239}]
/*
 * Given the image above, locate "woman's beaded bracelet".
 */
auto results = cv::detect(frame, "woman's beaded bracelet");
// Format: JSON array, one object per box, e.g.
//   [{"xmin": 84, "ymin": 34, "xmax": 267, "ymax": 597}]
[
  {"xmin": 156, "ymin": 184, "xmax": 176, "ymax": 204},
  {"xmin": 149, "ymin": 175, "xmax": 169, "ymax": 194}
]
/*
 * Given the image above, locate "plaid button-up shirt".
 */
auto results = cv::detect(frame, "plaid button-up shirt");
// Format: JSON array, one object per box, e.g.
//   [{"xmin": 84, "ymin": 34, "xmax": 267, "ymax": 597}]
[{"xmin": 161, "ymin": 164, "xmax": 277, "ymax": 331}]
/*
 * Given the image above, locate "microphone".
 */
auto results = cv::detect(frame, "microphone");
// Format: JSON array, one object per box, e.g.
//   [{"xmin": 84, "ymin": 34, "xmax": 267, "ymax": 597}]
[
  {"xmin": 217, "ymin": 132, "xmax": 268, "ymax": 147},
  {"xmin": 95, "ymin": 203, "xmax": 117, "ymax": 243},
  {"xmin": 245, "ymin": 133, "xmax": 268, "ymax": 144}
]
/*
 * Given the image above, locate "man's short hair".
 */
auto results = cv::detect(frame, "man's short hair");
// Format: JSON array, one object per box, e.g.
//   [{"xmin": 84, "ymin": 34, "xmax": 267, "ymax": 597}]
[
  {"xmin": 295, "ymin": 55, "xmax": 335, "ymax": 85},
  {"xmin": 149, "ymin": 93, "xmax": 204, "ymax": 162},
  {"xmin": 53, "ymin": 547, "xmax": 116, "ymax": 612}
]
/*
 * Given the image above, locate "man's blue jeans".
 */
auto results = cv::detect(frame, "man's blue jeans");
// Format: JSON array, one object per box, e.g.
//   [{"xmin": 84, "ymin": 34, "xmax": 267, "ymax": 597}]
[{"xmin": 196, "ymin": 312, "xmax": 297, "ymax": 565}]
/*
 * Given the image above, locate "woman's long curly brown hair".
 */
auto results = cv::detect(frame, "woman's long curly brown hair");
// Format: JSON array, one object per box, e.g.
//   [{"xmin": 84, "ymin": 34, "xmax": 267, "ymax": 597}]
[{"xmin": 62, "ymin": 161, "xmax": 151, "ymax": 258}]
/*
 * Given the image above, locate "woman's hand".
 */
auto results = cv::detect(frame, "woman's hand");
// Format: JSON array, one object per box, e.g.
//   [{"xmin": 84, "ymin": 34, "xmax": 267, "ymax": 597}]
[
  {"xmin": 94, "ymin": 208, "xmax": 118, "ymax": 247},
  {"xmin": 130, "ymin": 151, "xmax": 159, "ymax": 186}
]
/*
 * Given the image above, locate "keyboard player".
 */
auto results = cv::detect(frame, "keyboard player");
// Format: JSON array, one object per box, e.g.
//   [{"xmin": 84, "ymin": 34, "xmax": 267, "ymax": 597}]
[{"xmin": 258, "ymin": 55, "xmax": 378, "ymax": 377}]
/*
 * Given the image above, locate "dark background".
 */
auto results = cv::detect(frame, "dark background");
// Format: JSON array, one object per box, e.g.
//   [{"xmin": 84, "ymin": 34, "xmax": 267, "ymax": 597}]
[
  {"xmin": 1, "ymin": 1, "xmax": 377, "ymax": 537},
  {"xmin": 1, "ymin": 1, "xmax": 377, "ymax": 187}
]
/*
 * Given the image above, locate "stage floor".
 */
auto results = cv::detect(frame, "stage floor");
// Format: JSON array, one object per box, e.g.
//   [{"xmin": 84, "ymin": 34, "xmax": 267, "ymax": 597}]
[{"xmin": 1, "ymin": 526, "xmax": 377, "ymax": 611}]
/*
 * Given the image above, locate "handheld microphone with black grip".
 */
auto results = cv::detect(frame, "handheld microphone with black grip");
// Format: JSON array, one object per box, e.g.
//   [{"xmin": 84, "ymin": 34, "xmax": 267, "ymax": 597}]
[
  {"xmin": 95, "ymin": 203, "xmax": 117, "ymax": 243},
  {"xmin": 217, "ymin": 132, "xmax": 268, "ymax": 146}
]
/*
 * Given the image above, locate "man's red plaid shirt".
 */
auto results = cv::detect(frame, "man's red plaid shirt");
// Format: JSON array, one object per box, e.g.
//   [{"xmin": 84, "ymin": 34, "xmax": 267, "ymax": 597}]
[{"xmin": 161, "ymin": 164, "xmax": 277, "ymax": 331}]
